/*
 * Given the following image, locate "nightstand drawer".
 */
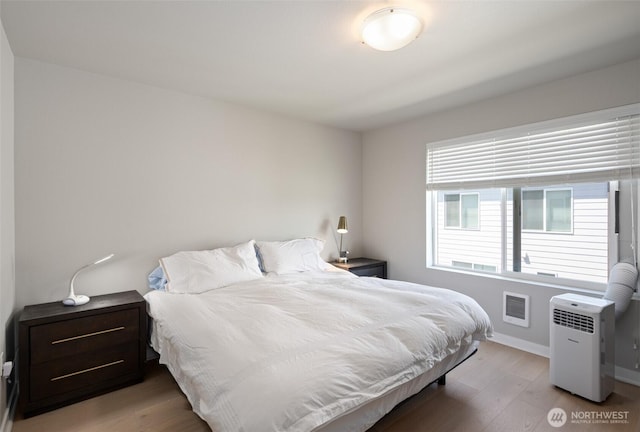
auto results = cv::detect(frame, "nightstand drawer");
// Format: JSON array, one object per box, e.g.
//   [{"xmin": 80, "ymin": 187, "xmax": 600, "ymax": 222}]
[
  {"xmin": 351, "ymin": 266, "xmax": 385, "ymax": 278},
  {"xmin": 30, "ymin": 308, "xmax": 140, "ymax": 364},
  {"xmin": 30, "ymin": 341, "xmax": 140, "ymax": 401}
]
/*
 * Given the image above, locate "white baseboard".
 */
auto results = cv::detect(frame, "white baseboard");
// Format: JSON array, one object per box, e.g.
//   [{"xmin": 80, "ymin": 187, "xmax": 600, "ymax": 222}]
[
  {"xmin": 615, "ymin": 366, "xmax": 640, "ymax": 387},
  {"xmin": 0, "ymin": 383, "xmax": 18, "ymax": 432},
  {"xmin": 490, "ymin": 332, "xmax": 640, "ymax": 387},
  {"xmin": 489, "ymin": 332, "xmax": 550, "ymax": 358}
]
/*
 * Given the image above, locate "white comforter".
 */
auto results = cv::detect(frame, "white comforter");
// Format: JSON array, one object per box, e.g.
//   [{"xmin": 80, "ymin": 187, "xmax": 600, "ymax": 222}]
[{"xmin": 144, "ymin": 271, "xmax": 492, "ymax": 432}]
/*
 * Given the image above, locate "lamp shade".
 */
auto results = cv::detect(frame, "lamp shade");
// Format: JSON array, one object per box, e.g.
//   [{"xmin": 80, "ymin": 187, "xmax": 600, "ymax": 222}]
[
  {"xmin": 361, "ymin": 7, "xmax": 423, "ymax": 51},
  {"xmin": 337, "ymin": 216, "xmax": 348, "ymax": 234}
]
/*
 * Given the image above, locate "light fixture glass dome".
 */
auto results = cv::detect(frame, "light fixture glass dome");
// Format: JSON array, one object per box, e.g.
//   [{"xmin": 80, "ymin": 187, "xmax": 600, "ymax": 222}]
[{"xmin": 361, "ymin": 7, "xmax": 423, "ymax": 51}]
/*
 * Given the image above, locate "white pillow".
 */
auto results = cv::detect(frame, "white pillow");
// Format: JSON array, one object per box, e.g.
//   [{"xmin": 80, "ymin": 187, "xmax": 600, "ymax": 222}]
[
  {"xmin": 256, "ymin": 238, "xmax": 331, "ymax": 274},
  {"xmin": 160, "ymin": 240, "xmax": 263, "ymax": 294}
]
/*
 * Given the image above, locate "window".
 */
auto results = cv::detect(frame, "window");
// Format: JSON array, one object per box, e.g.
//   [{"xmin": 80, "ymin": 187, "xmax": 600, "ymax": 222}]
[
  {"xmin": 509, "ymin": 182, "xmax": 607, "ymax": 282},
  {"xmin": 474, "ymin": 263, "xmax": 497, "ymax": 272},
  {"xmin": 444, "ymin": 194, "xmax": 460, "ymax": 228},
  {"xmin": 445, "ymin": 193, "xmax": 479, "ymax": 229},
  {"xmin": 522, "ymin": 190, "xmax": 543, "ymax": 230},
  {"xmin": 523, "ymin": 188, "xmax": 572, "ymax": 233},
  {"xmin": 546, "ymin": 189, "xmax": 572, "ymax": 232},
  {"xmin": 452, "ymin": 261, "xmax": 497, "ymax": 273},
  {"xmin": 426, "ymin": 104, "xmax": 639, "ymax": 289}
]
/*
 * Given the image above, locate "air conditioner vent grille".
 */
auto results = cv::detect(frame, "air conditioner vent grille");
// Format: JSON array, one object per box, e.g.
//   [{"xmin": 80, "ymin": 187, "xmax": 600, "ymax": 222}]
[{"xmin": 553, "ymin": 308, "xmax": 594, "ymax": 333}]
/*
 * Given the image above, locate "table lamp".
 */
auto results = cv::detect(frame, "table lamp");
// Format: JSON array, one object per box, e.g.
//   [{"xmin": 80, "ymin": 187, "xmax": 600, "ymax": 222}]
[
  {"xmin": 63, "ymin": 253, "xmax": 114, "ymax": 306},
  {"xmin": 337, "ymin": 216, "xmax": 348, "ymax": 263}
]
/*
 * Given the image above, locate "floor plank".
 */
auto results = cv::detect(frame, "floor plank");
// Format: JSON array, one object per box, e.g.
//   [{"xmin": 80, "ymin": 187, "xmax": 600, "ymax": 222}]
[{"xmin": 12, "ymin": 341, "xmax": 640, "ymax": 432}]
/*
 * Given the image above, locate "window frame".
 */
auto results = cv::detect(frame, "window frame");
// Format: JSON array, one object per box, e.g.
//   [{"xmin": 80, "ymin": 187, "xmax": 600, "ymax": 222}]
[{"xmin": 427, "ymin": 183, "xmax": 612, "ymax": 291}]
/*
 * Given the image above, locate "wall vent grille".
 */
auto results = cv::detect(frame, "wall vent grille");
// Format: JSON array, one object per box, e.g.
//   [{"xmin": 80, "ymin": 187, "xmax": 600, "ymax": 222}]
[{"xmin": 503, "ymin": 292, "xmax": 530, "ymax": 327}]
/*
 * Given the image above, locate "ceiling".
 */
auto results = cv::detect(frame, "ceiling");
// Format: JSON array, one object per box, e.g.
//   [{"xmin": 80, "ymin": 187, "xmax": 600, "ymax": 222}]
[{"xmin": 2, "ymin": 0, "xmax": 640, "ymax": 132}]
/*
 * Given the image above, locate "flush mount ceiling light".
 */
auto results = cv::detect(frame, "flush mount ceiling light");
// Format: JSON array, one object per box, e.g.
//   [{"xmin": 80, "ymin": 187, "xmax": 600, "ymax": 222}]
[{"xmin": 361, "ymin": 7, "xmax": 423, "ymax": 51}]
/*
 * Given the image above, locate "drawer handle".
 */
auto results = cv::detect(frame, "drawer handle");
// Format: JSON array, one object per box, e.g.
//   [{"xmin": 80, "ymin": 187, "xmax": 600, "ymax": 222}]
[
  {"xmin": 51, "ymin": 326, "xmax": 126, "ymax": 345},
  {"xmin": 50, "ymin": 360, "xmax": 125, "ymax": 381}
]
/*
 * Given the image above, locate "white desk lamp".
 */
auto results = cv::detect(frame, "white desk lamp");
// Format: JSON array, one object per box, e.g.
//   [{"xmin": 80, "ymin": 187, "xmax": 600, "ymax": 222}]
[{"xmin": 63, "ymin": 254, "xmax": 114, "ymax": 306}]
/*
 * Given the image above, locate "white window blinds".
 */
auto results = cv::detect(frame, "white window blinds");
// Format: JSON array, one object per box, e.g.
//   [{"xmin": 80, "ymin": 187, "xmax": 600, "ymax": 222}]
[{"xmin": 426, "ymin": 104, "xmax": 640, "ymax": 190}]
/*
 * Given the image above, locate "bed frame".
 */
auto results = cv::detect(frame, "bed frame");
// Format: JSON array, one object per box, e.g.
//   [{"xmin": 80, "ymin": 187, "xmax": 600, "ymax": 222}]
[{"xmin": 433, "ymin": 347, "xmax": 478, "ymax": 386}]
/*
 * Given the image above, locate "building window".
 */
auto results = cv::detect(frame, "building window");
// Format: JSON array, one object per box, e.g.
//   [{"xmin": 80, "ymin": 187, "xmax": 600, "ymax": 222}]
[
  {"xmin": 445, "ymin": 193, "xmax": 479, "ymax": 229},
  {"xmin": 522, "ymin": 188, "xmax": 573, "ymax": 233},
  {"xmin": 474, "ymin": 263, "xmax": 497, "ymax": 273},
  {"xmin": 452, "ymin": 261, "xmax": 497, "ymax": 273},
  {"xmin": 522, "ymin": 190, "xmax": 543, "ymax": 230},
  {"xmin": 426, "ymin": 104, "xmax": 639, "ymax": 289},
  {"xmin": 444, "ymin": 194, "xmax": 460, "ymax": 228}
]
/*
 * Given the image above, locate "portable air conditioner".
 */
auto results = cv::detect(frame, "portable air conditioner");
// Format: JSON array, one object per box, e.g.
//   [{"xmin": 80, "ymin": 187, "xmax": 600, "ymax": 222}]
[{"xmin": 549, "ymin": 293, "xmax": 615, "ymax": 402}]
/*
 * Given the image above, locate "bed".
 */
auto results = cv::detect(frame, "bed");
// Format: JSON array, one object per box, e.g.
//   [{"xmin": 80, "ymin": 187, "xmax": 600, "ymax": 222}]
[{"xmin": 144, "ymin": 239, "xmax": 492, "ymax": 432}]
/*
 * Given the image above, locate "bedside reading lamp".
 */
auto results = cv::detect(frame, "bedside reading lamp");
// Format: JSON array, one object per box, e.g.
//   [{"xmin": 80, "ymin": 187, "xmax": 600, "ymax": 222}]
[
  {"xmin": 63, "ymin": 253, "xmax": 114, "ymax": 306},
  {"xmin": 337, "ymin": 216, "xmax": 348, "ymax": 263}
]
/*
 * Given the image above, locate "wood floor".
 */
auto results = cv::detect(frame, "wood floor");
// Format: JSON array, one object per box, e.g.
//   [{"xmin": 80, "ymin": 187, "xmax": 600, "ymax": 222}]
[{"xmin": 11, "ymin": 341, "xmax": 640, "ymax": 432}]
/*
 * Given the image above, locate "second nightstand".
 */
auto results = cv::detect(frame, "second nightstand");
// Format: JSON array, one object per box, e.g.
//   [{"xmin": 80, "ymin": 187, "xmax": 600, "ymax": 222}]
[{"xmin": 333, "ymin": 257, "xmax": 387, "ymax": 278}]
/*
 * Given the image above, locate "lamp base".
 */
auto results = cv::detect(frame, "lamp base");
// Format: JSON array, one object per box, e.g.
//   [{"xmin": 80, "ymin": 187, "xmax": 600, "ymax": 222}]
[
  {"xmin": 62, "ymin": 294, "xmax": 90, "ymax": 306},
  {"xmin": 337, "ymin": 257, "xmax": 348, "ymax": 263}
]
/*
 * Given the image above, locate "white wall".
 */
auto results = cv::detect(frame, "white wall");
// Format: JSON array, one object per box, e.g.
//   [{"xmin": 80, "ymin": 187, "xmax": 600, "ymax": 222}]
[
  {"xmin": 14, "ymin": 58, "xmax": 362, "ymax": 308},
  {"xmin": 0, "ymin": 15, "xmax": 15, "ymax": 432},
  {"xmin": 362, "ymin": 59, "xmax": 640, "ymax": 379}
]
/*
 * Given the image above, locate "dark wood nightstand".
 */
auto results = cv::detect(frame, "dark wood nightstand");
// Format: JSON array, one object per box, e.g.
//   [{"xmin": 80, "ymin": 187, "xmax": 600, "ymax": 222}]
[
  {"xmin": 19, "ymin": 290, "xmax": 146, "ymax": 417},
  {"xmin": 333, "ymin": 258, "xmax": 387, "ymax": 278}
]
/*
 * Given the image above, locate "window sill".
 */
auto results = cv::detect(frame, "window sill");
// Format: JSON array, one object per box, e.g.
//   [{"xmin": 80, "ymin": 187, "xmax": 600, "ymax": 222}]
[{"xmin": 427, "ymin": 265, "xmax": 639, "ymax": 300}]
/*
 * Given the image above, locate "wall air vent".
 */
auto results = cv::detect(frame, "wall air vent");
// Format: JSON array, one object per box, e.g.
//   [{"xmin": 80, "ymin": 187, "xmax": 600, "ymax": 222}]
[
  {"xmin": 553, "ymin": 308, "xmax": 595, "ymax": 334},
  {"xmin": 503, "ymin": 291, "xmax": 530, "ymax": 327}
]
